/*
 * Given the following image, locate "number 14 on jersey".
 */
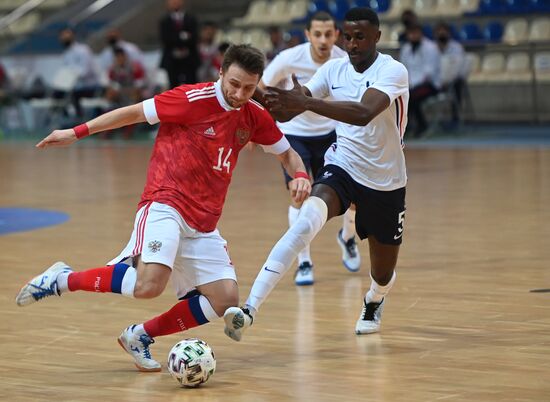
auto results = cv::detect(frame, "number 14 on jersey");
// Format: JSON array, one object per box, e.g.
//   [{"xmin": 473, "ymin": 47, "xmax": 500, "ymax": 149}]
[{"xmin": 213, "ymin": 147, "xmax": 232, "ymax": 173}]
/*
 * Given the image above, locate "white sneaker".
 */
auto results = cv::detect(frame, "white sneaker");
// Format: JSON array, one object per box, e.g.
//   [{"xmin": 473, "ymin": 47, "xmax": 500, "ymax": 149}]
[
  {"xmin": 117, "ymin": 325, "xmax": 161, "ymax": 372},
  {"xmin": 337, "ymin": 229, "xmax": 361, "ymax": 272},
  {"xmin": 223, "ymin": 307, "xmax": 253, "ymax": 342},
  {"xmin": 15, "ymin": 261, "xmax": 73, "ymax": 307},
  {"xmin": 355, "ymin": 298, "xmax": 384, "ymax": 335},
  {"xmin": 294, "ymin": 261, "xmax": 314, "ymax": 286}
]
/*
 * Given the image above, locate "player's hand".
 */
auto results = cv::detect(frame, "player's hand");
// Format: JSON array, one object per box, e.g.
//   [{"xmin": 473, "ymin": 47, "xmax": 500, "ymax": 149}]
[
  {"xmin": 36, "ymin": 129, "xmax": 78, "ymax": 148},
  {"xmin": 289, "ymin": 177, "xmax": 311, "ymax": 203},
  {"xmin": 264, "ymin": 74, "xmax": 307, "ymax": 114}
]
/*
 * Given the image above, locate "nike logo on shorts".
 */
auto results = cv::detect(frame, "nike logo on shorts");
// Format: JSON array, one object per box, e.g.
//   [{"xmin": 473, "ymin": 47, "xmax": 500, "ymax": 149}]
[
  {"xmin": 263, "ymin": 266, "xmax": 280, "ymax": 274},
  {"xmin": 331, "ymin": 84, "xmax": 343, "ymax": 90}
]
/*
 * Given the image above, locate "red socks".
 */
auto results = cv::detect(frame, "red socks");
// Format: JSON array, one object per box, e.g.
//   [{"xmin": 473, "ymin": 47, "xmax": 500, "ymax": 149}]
[
  {"xmin": 143, "ymin": 295, "xmax": 209, "ymax": 338},
  {"xmin": 68, "ymin": 263, "xmax": 131, "ymax": 294}
]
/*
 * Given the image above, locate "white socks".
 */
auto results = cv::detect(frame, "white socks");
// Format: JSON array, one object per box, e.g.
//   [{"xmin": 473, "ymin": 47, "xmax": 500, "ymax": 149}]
[
  {"xmin": 199, "ymin": 295, "xmax": 220, "ymax": 320},
  {"xmin": 366, "ymin": 271, "xmax": 397, "ymax": 303},
  {"xmin": 341, "ymin": 208, "xmax": 356, "ymax": 241},
  {"xmin": 56, "ymin": 272, "xmax": 70, "ymax": 293},
  {"xmin": 288, "ymin": 205, "xmax": 312, "ymax": 264},
  {"xmin": 246, "ymin": 197, "xmax": 328, "ymax": 311}
]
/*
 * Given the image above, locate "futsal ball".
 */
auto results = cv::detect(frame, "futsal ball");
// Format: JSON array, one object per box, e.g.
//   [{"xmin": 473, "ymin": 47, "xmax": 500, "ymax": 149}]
[{"xmin": 167, "ymin": 338, "xmax": 216, "ymax": 387}]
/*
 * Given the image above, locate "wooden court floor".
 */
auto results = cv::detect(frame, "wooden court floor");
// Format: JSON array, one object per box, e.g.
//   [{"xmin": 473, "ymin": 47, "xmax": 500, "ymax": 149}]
[{"xmin": 1, "ymin": 142, "xmax": 549, "ymax": 402}]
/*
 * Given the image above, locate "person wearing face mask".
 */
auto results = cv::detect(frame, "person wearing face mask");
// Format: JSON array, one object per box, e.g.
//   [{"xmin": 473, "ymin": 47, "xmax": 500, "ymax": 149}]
[
  {"xmin": 57, "ymin": 27, "xmax": 102, "ymax": 118},
  {"xmin": 399, "ymin": 23, "xmax": 441, "ymax": 137},
  {"xmin": 398, "ymin": 9, "xmax": 418, "ymax": 45},
  {"xmin": 98, "ymin": 29, "xmax": 145, "ymax": 73},
  {"xmin": 434, "ymin": 22, "xmax": 467, "ymax": 126}
]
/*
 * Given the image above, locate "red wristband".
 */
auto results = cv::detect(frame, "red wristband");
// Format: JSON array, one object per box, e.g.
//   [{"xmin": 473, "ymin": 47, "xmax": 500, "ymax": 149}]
[
  {"xmin": 73, "ymin": 123, "xmax": 90, "ymax": 139},
  {"xmin": 294, "ymin": 171, "xmax": 310, "ymax": 180}
]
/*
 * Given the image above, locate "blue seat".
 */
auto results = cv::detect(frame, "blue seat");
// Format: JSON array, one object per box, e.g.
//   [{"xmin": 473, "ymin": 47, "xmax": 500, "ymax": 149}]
[
  {"xmin": 330, "ymin": 0, "xmax": 350, "ymax": 20},
  {"xmin": 507, "ymin": 0, "xmax": 534, "ymax": 12},
  {"xmin": 531, "ymin": 0, "xmax": 550, "ymax": 12},
  {"xmin": 484, "ymin": 21, "xmax": 504, "ymax": 42},
  {"xmin": 313, "ymin": 0, "xmax": 331, "ymax": 13},
  {"xmin": 448, "ymin": 24, "xmax": 460, "ymax": 40},
  {"xmin": 359, "ymin": 0, "xmax": 391, "ymax": 12},
  {"xmin": 460, "ymin": 23, "xmax": 484, "ymax": 41},
  {"xmin": 350, "ymin": 0, "xmax": 370, "ymax": 8},
  {"xmin": 422, "ymin": 24, "xmax": 433, "ymax": 40},
  {"xmin": 478, "ymin": 0, "xmax": 507, "ymax": 13}
]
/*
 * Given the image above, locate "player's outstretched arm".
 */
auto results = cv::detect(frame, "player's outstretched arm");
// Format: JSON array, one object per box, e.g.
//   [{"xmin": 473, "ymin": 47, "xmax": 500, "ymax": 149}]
[
  {"xmin": 265, "ymin": 74, "xmax": 390, "ymax": 126},
  {"xmin": 255, "ymin": 83, "xmax": 303, "ymax": 123},
  {"xmin": 36, "ymin": 103, "xmax": 147, "ymax": 148},
  {"xmin": 276, "ymin": 147, "xmax": 311, "ymax": 203}
]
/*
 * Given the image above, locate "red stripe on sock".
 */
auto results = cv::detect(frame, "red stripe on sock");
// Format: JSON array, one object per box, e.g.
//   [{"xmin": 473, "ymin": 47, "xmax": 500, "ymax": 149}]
[
  {"xmin": 143, "ymin": 300, "xmax": 201, "ymax": 338},
  {"xmin": 67, "ymin": 266, "xmax": 115, "ymax": 292}
]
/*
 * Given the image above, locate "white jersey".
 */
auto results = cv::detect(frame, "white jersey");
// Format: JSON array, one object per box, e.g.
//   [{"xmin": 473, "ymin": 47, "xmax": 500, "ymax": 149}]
[
  {"xmin": 304, "ymin": 53, "xmax": 409, "ymax": 191},
  {"xmin": 262, "ymin": 42, "xmax": 346, "ymax": 137}
]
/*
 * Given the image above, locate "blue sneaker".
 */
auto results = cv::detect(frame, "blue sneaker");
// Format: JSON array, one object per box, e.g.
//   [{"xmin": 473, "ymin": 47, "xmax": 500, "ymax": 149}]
[
  {"xmin": 15, "ymin": 262, "xmax": 73, "ymax": 306},
  {"xmin": 294, "ymin": 261, "xmax": 314, "ymax": 286},
  {"xmin": 117, "ymin": 325, "xmax": 161, "ymax": 372},
  {"xmin": 336, "ymin": 229, "xmax": 361, "ymax": 272}
]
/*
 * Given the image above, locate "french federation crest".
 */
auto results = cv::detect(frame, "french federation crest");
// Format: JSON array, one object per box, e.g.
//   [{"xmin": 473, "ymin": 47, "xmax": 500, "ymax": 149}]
[
  {"xmin": 148, "ymin": 240, "xmax": 162, "ymax": 253},
  {"xmin": 235, "ymin": 128, "xmax": 250, "ymax": 145}
]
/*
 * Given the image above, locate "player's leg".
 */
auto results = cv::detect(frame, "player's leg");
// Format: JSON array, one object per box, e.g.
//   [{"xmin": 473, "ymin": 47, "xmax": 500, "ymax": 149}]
[
  {"xmin": 15, "ymin": 202, "xmax": 178, "ymax": 306},
  {"xmin": 119, "ymin": 227, "xmax": 237, "ymax": 370},
  {"xmin": 355, "ymin": 187, "xmax": 406, "ymax": 334},
  {"xmin": 224, "ymin": 165, "xmax": 354, "ymax": 341},
  {"xmin": 337, "ymin": 204, "xmax": 361, "ymax": 272},
  {"xmin": 284, "ymin": 135, "xmax": 315, "ymax": 286},
  {"xmin": 119, "ymin": 279, "xmax": 235, "ymax": 372}
]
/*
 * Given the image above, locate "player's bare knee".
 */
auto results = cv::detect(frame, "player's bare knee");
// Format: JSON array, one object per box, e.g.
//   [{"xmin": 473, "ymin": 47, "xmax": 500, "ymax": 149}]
[
  {"xmin": 208, "ymin": 293, "xmax": 239, "ymax": 317},
  {"xmin": 133, "ymin": 280, "xmax": 165, "ymax": 299}
]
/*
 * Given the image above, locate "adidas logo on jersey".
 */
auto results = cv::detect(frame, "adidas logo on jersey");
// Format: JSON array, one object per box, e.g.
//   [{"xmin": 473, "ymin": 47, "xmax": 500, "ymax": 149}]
[{"xmin": 204, "ymin": 127, "xmax": 216, "ymax": 136}]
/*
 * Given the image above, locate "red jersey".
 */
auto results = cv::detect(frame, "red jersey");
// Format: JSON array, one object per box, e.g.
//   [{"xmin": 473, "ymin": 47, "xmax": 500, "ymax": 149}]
[{"xmin": 139, "ymin": 81, "xmax": 288, "ymax": 232}]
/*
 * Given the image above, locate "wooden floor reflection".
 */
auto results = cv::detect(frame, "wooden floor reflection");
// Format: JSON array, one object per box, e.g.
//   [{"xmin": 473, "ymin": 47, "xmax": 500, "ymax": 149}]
[{"xmin": 1, "ymin": 143, "xmax": 549, "ymax": 402}]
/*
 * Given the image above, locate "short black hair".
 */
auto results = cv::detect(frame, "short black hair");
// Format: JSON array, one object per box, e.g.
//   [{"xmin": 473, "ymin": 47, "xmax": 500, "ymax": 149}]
[
  {"xmin": 306, "ymin": 11, "xmax": 337, "ymax": 30},
  {"xmin": 222, "ymin": 44, "xmax": 265, "ymax": 77},
  {"xmin": 406, "ymin": 23, "xmax": 423, "ymax": 33},
  {"xmin": 344, "ymin": 7, "xmax": 380, "ymax": 27},
  {"xmin": 434, "ymin": 21, "xmax": 450, "ymax": 32},
  {"xmin": 113, "ymin": 47, "xmax": 126, "ymax": 56}
]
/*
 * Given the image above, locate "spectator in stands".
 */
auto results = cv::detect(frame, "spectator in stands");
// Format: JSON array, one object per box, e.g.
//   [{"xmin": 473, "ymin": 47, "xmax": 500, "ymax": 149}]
[
  {"xmin": 266, "ymin": 26, "xmax": 287, "ymax": 62},
  {"xmin": 218, "ymin": 42, "xmax": 230, "ymax": 58},
  {"xmin": 198, "ymin": 21, "xmax": 220, "ymax": 82},
  {"xmin": 106, "ymin": 47, "xmax": 147, "ymax": 107},
  {"xmin": 159, "ymin": 0, "xmax": 200, "ymax": 88},
  {"xmin": 103, "ymin": 47, "xmax": 147, "ymax": 139},
  {"xmin": 99, "ymin": 29, "xmax": 145, "ymax": 72},
  {"xmin": 398, "ymin": 9, "xmax": 418, "ymax": 45},
  {"xmin": 400, "ymin": 23, "xmax": 441, "ymax": 137},
  {"xmin": 434, "ymin": 22, "xmax": 467, "ymax": 126},
  {"xmin": 58, "ymin": 27, "xmax": 102, "ymax": 118}
]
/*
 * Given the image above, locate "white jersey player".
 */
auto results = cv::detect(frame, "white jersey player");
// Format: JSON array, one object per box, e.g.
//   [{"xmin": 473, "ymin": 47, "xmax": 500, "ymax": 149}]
[
  {"xmin": 225, "ymin": 7, "xmax": 409, "ymax": 340},
  {"xmin": 258, "ymin": 11, "xmax": 361, "ymax": 286}
]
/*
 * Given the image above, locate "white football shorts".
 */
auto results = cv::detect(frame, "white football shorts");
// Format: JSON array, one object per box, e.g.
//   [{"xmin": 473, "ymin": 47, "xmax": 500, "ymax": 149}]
[{"xmin": 108, "ymin": 201, "xmax": 237, "ymax": 298}]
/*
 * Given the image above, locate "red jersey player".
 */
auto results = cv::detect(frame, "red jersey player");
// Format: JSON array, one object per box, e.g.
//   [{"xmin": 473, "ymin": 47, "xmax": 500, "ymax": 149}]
[{"xmin": 16, "ymin": 44, "xmax": 311, "ymax": 372}]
